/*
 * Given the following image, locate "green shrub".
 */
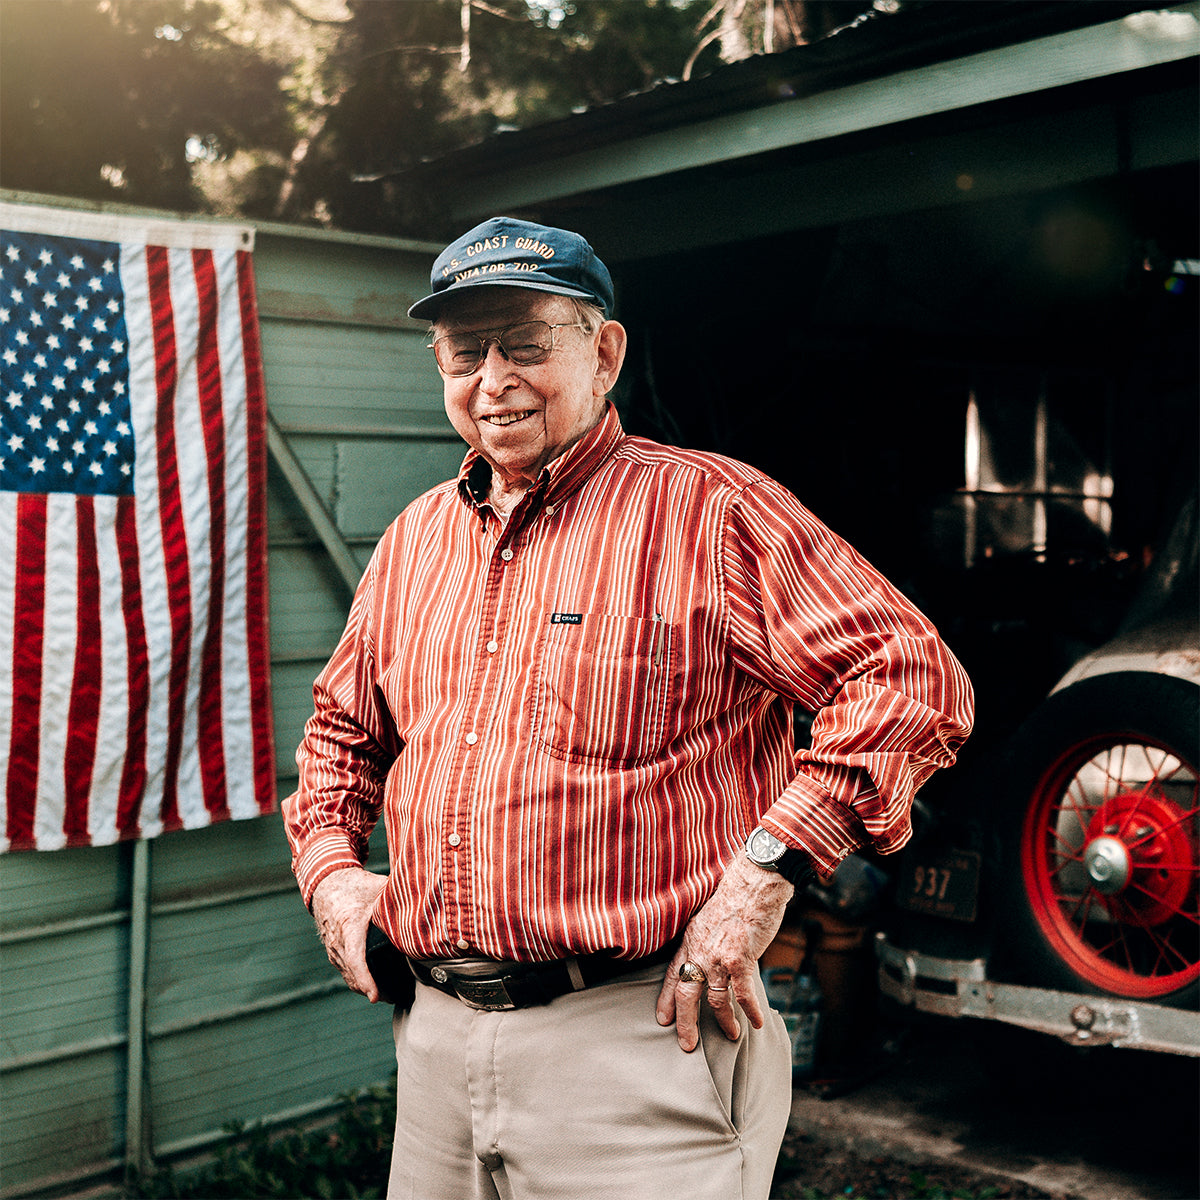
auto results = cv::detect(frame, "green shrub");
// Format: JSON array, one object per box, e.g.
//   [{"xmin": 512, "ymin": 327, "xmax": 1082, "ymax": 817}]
[{"xmin": 126, "ymin": 1082, "xmax": 396, "ymax": 1199}]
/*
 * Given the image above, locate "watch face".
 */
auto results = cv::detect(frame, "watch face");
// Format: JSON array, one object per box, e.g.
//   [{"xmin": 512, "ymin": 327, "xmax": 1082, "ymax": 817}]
[{"xmin": 748, "ymin": 826, "xmax": 786, "ymax": 865}]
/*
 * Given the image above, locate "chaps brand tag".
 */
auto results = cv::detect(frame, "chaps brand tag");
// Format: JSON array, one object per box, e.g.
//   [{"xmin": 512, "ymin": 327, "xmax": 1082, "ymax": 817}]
[{"xmin": 549, "ymin": 612, "xmax": 583, "ymax": 625}]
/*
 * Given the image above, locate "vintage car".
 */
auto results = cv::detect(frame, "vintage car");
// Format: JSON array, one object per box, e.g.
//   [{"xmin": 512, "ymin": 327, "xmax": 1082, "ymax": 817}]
[{"xmin": 876, "ymin": 490, "xmax": 1198, "ymax": 1059}]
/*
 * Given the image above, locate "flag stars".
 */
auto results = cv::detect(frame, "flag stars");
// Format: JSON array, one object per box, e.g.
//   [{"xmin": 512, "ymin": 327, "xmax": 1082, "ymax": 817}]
[{"xmin": 2, "ymin": 229, "xmax": 134, "ymax": 497}]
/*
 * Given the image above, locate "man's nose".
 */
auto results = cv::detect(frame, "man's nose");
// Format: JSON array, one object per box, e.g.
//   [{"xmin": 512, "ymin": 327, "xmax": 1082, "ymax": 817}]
[{"xmin": 477, "ymin": 339, "xmax": 514, "ymax": 388}]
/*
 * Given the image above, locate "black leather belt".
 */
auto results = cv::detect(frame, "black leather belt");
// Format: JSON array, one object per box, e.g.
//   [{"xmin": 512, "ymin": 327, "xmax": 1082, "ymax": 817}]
[{"xmin": 410, "ymin": 938, "xmax": 679, "ymax": 1012}]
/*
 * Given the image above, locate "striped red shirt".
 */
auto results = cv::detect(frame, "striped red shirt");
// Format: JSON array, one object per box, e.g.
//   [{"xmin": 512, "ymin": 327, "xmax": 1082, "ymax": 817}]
[{"xmin": 283, "ymin": 406, "xmax": 973, "ymax": 962}]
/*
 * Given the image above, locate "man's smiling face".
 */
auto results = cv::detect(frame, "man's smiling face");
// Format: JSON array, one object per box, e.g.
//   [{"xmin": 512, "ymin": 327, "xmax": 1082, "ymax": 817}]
[{"xmin": 434, "ymin": 287, "xmax": 623, "ymax": 497}]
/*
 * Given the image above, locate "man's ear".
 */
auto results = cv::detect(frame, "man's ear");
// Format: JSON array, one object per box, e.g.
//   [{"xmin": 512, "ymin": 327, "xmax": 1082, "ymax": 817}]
[{"xmin": 593, "ymin": 320, "xmax": 627, "ymax": 397}]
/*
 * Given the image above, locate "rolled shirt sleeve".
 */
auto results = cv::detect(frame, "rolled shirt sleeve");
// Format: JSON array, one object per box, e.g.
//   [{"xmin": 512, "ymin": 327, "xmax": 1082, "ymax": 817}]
[{"xmin": 723, "ymin": 479, "xmax": 974, "ymax": 876}]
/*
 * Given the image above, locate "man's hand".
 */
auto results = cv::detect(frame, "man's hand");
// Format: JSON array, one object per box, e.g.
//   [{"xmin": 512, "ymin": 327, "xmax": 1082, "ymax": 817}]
[
  {"xmin": 311, "ymin": 867, "xmax": 388, "ymax": 1002},
  {"xmin": 656, "ymin": 853, "xmax": 794, "ymax": 1051}
]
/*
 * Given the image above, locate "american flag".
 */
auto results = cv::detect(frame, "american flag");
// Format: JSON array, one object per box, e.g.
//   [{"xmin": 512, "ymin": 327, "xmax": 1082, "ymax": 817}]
[{"xmin": 1, "ymin": 203, "xmax": 274, "ymax": 851}]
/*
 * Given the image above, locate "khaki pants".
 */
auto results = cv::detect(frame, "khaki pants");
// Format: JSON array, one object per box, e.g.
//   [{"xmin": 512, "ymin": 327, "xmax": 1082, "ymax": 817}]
[{"xmin": 387, "ymin": 964, "xmax": 792, "ymax": 1200}]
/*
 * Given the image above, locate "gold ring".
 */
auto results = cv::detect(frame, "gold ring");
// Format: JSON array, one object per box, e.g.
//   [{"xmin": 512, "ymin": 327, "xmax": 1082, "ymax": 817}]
[{"xmin": 678, "ymin": 961, "xmax": 707, "ymax": 985}]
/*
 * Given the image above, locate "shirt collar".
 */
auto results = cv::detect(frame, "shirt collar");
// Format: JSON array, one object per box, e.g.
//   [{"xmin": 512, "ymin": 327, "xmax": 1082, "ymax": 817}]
[{"xmin": 456, "ymin": 403, "xmax": 625, "ymax": 516}]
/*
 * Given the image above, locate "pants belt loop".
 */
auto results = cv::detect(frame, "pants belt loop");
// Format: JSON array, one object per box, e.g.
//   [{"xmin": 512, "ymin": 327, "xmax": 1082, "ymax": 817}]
[{"xmin": 565, "ymin": 957, "xmax": 586, "ymax": 992}]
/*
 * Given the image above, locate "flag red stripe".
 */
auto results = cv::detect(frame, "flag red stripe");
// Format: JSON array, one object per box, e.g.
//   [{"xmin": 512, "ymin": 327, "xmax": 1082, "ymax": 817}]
[
  {"xmin": 192, "ymin": 248, "xmax": 230, "ymax": 822},
  {"xmin": 63, "ymin": 496, "xmax": 101, "ymax": 845},
  {"xmin": 236, "ymin": 250, "xmax": 276, "ymax": 805},
  {"xmin": 115, "ymin": 494, "xmax": 149, "ymax": 840},
  {"xmin": 7, "ymin": 494, "xmax": 47, "ymax": 849},
  {"xmin": 145, "ymin": 244, "xmax": 190, "ymax": 833}
]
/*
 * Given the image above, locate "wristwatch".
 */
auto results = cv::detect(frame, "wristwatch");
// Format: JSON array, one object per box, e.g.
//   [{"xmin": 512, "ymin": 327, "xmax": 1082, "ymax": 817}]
[{"xmin": 745, "ymin": 825, "xmax": 815, "ymax": 889}]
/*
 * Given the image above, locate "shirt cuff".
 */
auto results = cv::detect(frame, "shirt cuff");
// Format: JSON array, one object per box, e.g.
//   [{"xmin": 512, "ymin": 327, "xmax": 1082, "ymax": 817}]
[
  {"xmin": 762, "ymin": 772, "xmax": 868, "ymax": 879},
  {"xmin": 293, "ymin": 829, "xmax": 368, "ymax": 909}
]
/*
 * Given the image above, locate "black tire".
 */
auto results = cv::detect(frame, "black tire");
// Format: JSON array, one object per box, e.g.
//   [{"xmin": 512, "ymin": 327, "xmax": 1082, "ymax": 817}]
[{"xmin": 989, "ymin": 671, "xmax": 1199, "ymax": 1009}]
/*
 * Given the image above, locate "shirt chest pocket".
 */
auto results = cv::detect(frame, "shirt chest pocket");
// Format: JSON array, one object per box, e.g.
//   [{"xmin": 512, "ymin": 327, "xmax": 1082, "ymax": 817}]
[{"xmin": 530, "ymin": 613, "xmax": 676, "ymax": 766}]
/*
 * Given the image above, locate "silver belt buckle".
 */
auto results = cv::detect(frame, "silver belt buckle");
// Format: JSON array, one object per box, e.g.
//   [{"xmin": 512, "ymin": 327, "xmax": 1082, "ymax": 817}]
[{"xmin": 452, "ymin": 975, "xmax": 515, "ymax": 1011}]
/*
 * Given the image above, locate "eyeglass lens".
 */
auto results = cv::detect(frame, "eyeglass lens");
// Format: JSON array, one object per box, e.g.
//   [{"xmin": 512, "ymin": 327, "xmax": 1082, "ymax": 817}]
[{"xmin": 433, "ymin": 321, "xmax": 556, "ymax": 375}]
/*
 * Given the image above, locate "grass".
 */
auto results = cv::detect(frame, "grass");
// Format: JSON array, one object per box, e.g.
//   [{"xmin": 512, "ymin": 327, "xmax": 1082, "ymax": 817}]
[{"xmin": 124, "ymin": 1083, "xmax": 396, "ymax": 1199}]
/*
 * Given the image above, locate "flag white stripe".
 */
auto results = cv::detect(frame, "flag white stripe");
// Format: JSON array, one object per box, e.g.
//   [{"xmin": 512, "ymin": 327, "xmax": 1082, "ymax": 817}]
[
  {"xmin": 123, "ymin": 242, "xmax": 171, "ymax": 838},
  {"xmin": 88, "ymin": 496, "xmax": 132, "ymax": 845},
  {"xmin": 35, "ymin": 494, "xmax": 79, "ymax": 851},
  {"xmin": 166, "ymin": 247, "xmax": 209, "ymax": 829},
  {"xmin": 0, "ymin": 494, "xmax": 15, "ymax": 852},
  {"xmin": 212, "ymin": 248, "xmax": 257, "ymax": 819}
]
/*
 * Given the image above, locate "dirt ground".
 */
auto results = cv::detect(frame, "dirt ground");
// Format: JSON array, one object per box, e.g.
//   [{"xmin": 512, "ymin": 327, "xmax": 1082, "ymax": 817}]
[{"xmin": 771, "ymin": 1127, "xmax": 1062, "ymax": 1199}]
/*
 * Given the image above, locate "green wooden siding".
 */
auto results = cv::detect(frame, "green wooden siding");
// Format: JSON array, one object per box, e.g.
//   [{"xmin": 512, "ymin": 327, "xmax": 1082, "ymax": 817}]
[{"xmin": 0, "ymin": 201, "xmax": 455, "ymax": 1195}]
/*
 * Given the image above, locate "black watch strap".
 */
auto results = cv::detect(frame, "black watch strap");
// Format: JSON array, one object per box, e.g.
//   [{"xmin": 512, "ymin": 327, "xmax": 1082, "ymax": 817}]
[{"xmin": 775, "ymin": 848, "xmax": 816, "ymax": 889}]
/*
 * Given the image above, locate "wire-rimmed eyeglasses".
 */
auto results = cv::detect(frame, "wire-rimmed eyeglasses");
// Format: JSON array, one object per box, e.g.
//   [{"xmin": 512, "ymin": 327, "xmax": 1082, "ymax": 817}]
[{"xmin": 429, "ymin": 320, "xmax": 587, "ymax": 376}]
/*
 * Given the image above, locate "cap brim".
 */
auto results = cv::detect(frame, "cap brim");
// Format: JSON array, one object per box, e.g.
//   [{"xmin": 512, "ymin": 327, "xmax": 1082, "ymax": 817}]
[{"xmin": 408, "ymin": 278, "xmax": 604, "ymax": 321}]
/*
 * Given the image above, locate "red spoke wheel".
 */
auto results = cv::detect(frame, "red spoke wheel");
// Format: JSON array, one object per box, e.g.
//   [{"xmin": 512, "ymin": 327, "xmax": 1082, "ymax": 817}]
[{"xmin": 993, "ymin": 672, "xmax": 1199, "ymax": 1006}]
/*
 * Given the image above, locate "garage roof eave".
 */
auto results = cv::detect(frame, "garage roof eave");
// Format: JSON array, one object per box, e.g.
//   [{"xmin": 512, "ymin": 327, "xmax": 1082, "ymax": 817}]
[{"xmin": 394, "ymin": 2, "xmax": 1198, "ymax": 226}]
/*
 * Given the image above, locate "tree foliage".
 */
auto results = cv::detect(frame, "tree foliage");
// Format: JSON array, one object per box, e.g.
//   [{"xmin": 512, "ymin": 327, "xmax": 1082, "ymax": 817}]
[
  {"xmin": 0, "ymin": 0, "xmax": 882, "ymax": 233},
  {"xmin": 0, "ymin": 0, "xmax": 293, "ymax": 212}
]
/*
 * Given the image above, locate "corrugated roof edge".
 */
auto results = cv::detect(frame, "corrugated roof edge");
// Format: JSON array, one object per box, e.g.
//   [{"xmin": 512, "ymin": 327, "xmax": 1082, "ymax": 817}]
[
  {"xmin": 376, "ymin": 0, "xmax": 1167, "ymax": 184},
  {"xmin": 0, "ymin": 188, "xmax": 444, "ymax": 254}
]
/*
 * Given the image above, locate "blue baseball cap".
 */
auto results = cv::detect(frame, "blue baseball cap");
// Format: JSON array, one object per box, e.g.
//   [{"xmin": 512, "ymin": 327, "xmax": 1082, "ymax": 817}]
[{"xmin": 408, "ymin": 217, "xmax": 615, "ymax": 320}]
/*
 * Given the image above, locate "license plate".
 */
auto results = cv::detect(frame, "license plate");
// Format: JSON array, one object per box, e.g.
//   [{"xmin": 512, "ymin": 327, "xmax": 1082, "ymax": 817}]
[{"xmin": 895, "ymin": 847, "xmax": 981, "ymax": 922}]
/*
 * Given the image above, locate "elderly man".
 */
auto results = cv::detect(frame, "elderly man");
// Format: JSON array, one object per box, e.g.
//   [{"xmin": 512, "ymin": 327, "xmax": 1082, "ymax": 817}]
[{"xmin": 283, "ymin": 217, "xmax": 973, "ymax": 1199}]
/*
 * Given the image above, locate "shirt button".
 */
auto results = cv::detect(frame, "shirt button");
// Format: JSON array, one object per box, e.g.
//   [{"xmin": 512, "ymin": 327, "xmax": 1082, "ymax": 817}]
[
  {"xmin": 465, "ymin": 731, "xmax": 478, "ymax": 745},
  {"xmin": 545, "ymin": 504, "xmax": 556, "ymax": 517},
  {"xmin": 456, "ymin": 938, "xmax": 470, "ymax": 951},
  {"xmin": 500, "ymin": 548, "xmax": 514, "ymax": 561},
  {"xmin": 486, "ymin": 640, "xmax": 498, "ymax": 653},
  {"xmin": 447, "ymin": 833, "xmax": 461, "ymax": 847}
]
